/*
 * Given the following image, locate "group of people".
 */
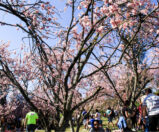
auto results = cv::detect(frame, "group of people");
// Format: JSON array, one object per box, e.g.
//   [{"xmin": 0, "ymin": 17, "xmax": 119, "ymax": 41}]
[
  {"xmin": 0, "ymin": 109, "xmax": 38, "ymax": 132},
  {"xmin": 82, "ymin": 88, "xmax": 159, "ymax": 132},
  {"xmin": 82, "ymin": 109, "xmax": 105, "ymax": 132},
  {"xmin": 117, "ymin": 88, "xmax": 159, "ymax": 132},
  {"xmin": 82, "ymin": 108, "xmax": 116, "ymax": 132},
  {"xmin": 0, "ymin": 88, "xmax": 158, "ymax": 132}
]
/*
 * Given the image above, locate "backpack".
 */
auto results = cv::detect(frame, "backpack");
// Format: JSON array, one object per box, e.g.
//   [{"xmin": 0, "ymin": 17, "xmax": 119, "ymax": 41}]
[
  {"xmin": 111, "ymin": 109, "xmax": 115, "ymax": 118},
  {"xmin": 82, "ymin": 111, "xmax": 89, "ymax": 119},
  {"xmin": 82, "ymin": 111, "xmax": 87, "ymax": 116}
]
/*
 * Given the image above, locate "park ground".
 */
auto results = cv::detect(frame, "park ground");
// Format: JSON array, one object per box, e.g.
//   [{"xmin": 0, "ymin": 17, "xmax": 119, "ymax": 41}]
[{"xmin": 34, "ymin": 117, "xmax": 118, "ymax": 132}]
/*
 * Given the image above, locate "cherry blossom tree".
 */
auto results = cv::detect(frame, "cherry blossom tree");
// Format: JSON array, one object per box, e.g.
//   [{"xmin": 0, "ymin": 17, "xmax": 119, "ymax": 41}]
[
  {"xmin": 0, "ymin": 69, "xmax": 26, "ymax": 126},
  {"xmin": 0, "ymin": 0, "xmax": 159, "ymax": 131},
  {"xmin": 84, "ymin": 0, "xmax": 159, "ymax": 107}
]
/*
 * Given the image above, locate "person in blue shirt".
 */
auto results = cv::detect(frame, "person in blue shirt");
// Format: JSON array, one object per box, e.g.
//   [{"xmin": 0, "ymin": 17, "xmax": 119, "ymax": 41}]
[
  {"xmin": 89, "ymin": 115, "xmax": 95, "ymax": 128},
  {"xmin": 82, "ymin": 109, "xmax": 89, "ymax": 129}
]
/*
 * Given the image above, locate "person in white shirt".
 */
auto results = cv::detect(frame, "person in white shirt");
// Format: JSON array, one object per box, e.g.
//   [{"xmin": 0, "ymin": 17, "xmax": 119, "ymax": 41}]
[
  {"xmin": 95, "ymin": 109, "xmax": 101, "ymax": 120},
  {"xmin": 142, "ymin": 88, "xmax": 159, "ymax": 131},
  {"xmin": 95, "ymin": 109, "xmax": 102, "ymax": 126}
]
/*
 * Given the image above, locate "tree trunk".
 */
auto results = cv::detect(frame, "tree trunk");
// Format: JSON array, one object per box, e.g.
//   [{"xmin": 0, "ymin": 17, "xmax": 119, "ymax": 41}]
[
  {"xmin": 69, "ymin": 119, "xmax": 75, "ymax": 132},
  {"xmin": 57, "ymin": 112, "xmax": 71, "ymax": 132}
]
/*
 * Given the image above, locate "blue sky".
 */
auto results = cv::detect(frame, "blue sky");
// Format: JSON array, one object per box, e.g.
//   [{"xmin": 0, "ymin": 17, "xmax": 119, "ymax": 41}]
[{"xmin": 0, "ymin": 0, "xmax": 71, "ymax": 52}]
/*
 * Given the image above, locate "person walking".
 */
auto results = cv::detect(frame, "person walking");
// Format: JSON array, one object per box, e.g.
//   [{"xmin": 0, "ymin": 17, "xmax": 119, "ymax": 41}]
[
  {"xmin": 122, "ymin": 100, "xmax": 135, "ymax": 131},
  {"xmin": 82, "ymin": 109, "xmax": 89, "ymax": 129},
  {"xmin": 142, "ymin": 88, "xmax": 159, "ymax": 131},
  {"xmin": 106, "ymin": 107, "xmax": 114, "ymax": 128},
  {"xmin": 24, "ymin": 109, "xmax": 39, "ymax": 132},
  {"xmin": 95, "ymin": 109, "xmax": 102, "ymax": 126},
  {"xmin": 88, "ymin": 115, "xmax": 95, "ymax": 129},
  {"xmin": 116, "ymin": 110, "xmax": 127, "ymax": 132},
  {"xmin": 137, "ymin": 95, "xmax": 146, "ymax": 131}
]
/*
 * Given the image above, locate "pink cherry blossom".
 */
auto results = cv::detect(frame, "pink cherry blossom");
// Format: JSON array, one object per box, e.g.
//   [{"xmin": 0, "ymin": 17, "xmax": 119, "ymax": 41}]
[{"xmin": 140, "ymin": 9, "xmax": 148, "ymax": 15}]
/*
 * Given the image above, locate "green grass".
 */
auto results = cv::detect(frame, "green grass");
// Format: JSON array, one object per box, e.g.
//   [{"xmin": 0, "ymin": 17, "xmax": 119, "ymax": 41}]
[
  {"xmin": 65, "ymin": 116, "xmax": 118, "ymax": 132},
  {"xmin": 35, "ymin": 117, "xmax": 118, "ymax": 132},
  {"xmin": 35, "ymin": 117, "xmax": 150, "ymax": 132}
]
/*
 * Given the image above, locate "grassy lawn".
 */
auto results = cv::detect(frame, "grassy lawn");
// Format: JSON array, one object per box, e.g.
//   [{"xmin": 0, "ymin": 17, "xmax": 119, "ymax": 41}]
[
  {"xmin": 35, "ymin": 117, "xmax": 150, "ymax": 132},
  {"xmin": 35, "ymin": 117, "xmax": 118, "ymax": 132}
]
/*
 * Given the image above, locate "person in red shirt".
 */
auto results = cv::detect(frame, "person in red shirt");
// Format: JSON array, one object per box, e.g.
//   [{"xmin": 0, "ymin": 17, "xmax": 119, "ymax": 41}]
[{"xmin": 137, "ymin": 98, "xmax": 144, "ymax": 130}]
